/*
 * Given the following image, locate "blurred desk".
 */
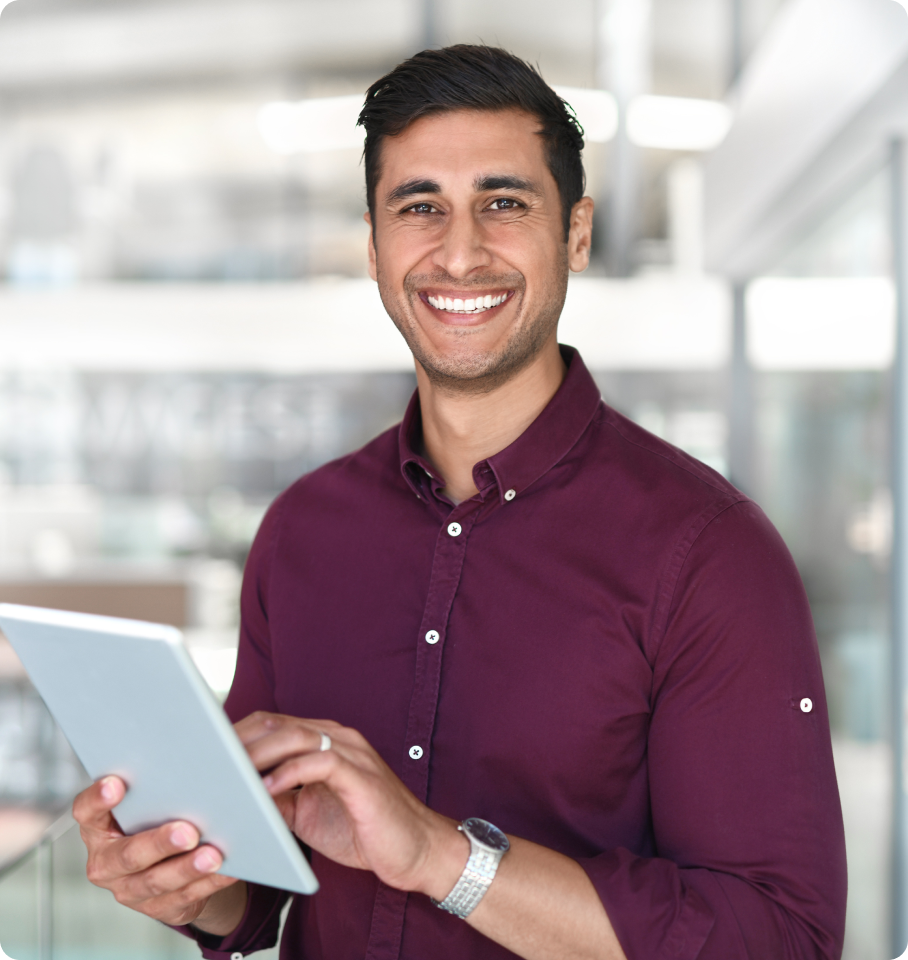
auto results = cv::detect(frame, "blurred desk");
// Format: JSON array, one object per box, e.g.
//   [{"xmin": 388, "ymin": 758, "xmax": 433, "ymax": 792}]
[{"xmin": 0, "ymin": 576, "xmax": 189, "ymax": 627}]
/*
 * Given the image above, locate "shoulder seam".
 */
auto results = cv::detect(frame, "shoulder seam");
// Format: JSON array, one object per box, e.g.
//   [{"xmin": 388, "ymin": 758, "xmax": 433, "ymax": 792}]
[
  {"xmin": 649, "ymin": 497, "xmax": 751, "ymax": 661},
  {"xmin": 600, "ymin": 408, "xmax": 737, "ymax": 499}
]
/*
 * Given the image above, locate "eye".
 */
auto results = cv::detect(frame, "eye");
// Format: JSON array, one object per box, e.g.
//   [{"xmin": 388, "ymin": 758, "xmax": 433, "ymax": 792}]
[
  {"xmin": 487, "ymin": 197, "xmax": 523, "ymax": 211},
  {"xmin": 406, "ymin": 202, "xmax": 439, "ymax": 214}
]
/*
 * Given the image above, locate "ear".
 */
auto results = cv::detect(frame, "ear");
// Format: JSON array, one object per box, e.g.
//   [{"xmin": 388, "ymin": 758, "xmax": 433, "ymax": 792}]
[
  {"xmin": 365, "ymin": 212, "xmax": 377, "ymax": 281},
  {"xmin": 567, "ymin": 197, "xmax": 594, "ymax": 273}
]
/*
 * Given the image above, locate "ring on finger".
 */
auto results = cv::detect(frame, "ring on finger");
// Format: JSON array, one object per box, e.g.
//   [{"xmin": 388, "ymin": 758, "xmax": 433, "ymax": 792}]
[{"xmin": 318, "ymin": 731, "xmax": 332, "ymax": 752}]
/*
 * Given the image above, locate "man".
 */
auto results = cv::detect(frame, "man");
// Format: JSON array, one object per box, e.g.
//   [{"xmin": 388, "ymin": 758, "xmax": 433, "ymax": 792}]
[{"xmin": 73, "ymin": 46, "xmax": 846, "ymax": 960}]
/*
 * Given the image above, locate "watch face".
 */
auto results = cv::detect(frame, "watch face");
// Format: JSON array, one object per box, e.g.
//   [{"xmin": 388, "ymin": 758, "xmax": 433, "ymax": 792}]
[{"xmin": 463, "ymin": 818, "xmax": 510, "ymax": 852}]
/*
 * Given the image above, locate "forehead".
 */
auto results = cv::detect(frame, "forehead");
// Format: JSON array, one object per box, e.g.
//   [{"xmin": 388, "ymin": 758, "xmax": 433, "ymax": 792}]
[{"xmin": 376, "ymin": 108, "xmax": 551, "ymax": 194}]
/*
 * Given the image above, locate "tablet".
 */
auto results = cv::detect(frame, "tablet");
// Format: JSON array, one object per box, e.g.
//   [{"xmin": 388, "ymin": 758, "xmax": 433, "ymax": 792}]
[{"xmin": 0, "ymin": 603, "xmax": 318, "ymax": 896}]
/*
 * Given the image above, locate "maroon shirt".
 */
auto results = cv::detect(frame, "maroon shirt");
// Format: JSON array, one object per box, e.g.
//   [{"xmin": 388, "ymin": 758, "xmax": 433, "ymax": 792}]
[{"xmin": 183, "ymin": 347, "xmax": 846, "ymax": 960}]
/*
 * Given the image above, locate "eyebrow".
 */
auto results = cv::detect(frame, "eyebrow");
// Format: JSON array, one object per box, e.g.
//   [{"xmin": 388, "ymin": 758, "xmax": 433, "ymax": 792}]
[
  {"xmin": 385, "ymin": 178, "xmax": 441, "ymax": 204},
  {"xmin": 474, "ymin": 174, "xmax": 541, "ymax": 195},
  {"xmin": 384, "ymin": 173, "xmax": 542, "ymax": 206}
]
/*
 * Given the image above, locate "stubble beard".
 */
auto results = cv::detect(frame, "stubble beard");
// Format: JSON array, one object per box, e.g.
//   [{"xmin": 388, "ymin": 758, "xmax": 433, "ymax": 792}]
[{"xmin": 376, "ymin": 252, "xmax": 569, "ymax": 396}]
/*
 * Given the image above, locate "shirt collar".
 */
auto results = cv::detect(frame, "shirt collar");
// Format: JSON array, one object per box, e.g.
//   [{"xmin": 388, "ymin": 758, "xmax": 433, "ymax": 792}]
[{"xmin": 399, "ymin": 345, "xmax": 602, "ymax": 505}]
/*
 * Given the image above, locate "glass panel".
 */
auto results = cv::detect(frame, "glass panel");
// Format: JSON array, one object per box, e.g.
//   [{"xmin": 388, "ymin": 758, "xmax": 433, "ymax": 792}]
[
  {"xmin": 769, "ymin": 167, "xmax": 890, "ymax": 278},
  {"xmin": 754, "ymin": 166, "xmax": 892, "ymax": 960},
  {"xmin": 0, "ymin": 845, "xmax": 39, "ymax": 960},
  {"xmin": 0, "ymin": 823, "xmax": 283, "ymax": 960}
]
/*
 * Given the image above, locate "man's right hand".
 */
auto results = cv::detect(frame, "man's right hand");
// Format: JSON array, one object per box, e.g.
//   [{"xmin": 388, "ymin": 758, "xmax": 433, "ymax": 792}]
[{"xmin": 72, "ymin": 775, "xmax": 247, "ymax": 933}]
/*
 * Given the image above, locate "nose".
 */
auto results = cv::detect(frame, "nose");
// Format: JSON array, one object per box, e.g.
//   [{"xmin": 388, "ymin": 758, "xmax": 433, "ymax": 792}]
[{"xmin": 431, "ymin": 208, "xmax": 492, "ymax": 279}]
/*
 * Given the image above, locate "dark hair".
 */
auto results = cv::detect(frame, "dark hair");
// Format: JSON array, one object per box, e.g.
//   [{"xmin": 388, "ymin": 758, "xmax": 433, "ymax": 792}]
[{"xmin": 357, "ymin": 44, "xmax": 586, "ymax": 240}]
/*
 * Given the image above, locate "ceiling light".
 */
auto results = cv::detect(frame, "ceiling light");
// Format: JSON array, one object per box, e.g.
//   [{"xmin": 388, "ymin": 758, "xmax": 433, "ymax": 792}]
[
  {"xmin": 258, "ymin": 95, "xmax": 365, "ymax": 156},
  {"xmin": 553, "ymin": 86, "xmax": 618, "ymax": 143},
  {"xmin": 627, "ymin": 95, "xmax": 733, "ymax": 151}
]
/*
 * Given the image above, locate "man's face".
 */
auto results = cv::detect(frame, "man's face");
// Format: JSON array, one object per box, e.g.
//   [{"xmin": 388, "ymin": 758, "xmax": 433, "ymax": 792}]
[{"xmin": 366, "ymin": 108, "xmax": 593, "ymax": 392}]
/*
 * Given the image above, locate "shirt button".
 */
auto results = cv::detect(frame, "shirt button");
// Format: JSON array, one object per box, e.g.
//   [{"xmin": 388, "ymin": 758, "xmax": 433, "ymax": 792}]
[
  {"xmin": 409, "ymin": 745, "xmax": 424, "ymax": 760},
  {"xmin": 425, "ymin": 630, "xmax": 440, "ymax": 644},
  {"xmin": 800, "ymin": 698, "xmax": 813, "ymax": 713},
  {"xmin": 447, "ymin": 522, "xmax": 462, "ymax": 537},
  {"xmin": 504, "ymin": 488, "xmax": 516, "ymax": 501},
  {"xmin": 231, "ymin": 954, "xmax": 244, "ymax": 960}
]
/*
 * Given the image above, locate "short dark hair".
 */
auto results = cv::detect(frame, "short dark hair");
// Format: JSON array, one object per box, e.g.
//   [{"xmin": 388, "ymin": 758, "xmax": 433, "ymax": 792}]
[{"xmin": 357, "ymin": 44, "xmax": 586, "ymax": 240}]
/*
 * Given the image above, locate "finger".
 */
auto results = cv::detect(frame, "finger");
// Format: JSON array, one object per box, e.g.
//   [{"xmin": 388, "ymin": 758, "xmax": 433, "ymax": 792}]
[
  {"xmin": 73, "ymin": 776, "xmax": 126, "ymax": 835},
  {"xmin": 243, "ymin": 722, "xmax": 331, "ymax": 773},
  {"xmin": 114, "ymin": 844, "xmax": 226, "ymax": 907},
  {"xmin": 90, "ymin": 820, "xmax": 201, "ymax": 887},
  {"xmin": 262, "ymin": 750, "xmax": 341, "ymax": 795},
  {"xmin": 110, "ymin": 820, "xmax": 202, "ymax": 879},
  {"xmin": 234, "ymin": 712, "xmax": 342, "ymax": 747}
]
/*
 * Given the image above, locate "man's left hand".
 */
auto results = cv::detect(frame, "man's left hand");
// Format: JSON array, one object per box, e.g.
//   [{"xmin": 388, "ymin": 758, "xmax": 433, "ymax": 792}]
[{"xmin": 235, "ymin": 712, "xmax": 467, "ymax": 899}]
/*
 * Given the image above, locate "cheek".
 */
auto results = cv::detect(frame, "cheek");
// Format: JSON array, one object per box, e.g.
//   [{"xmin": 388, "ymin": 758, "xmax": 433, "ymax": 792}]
[{"xmin": 376, "ymin": 232, "xmax": 437, "ymax": 283}]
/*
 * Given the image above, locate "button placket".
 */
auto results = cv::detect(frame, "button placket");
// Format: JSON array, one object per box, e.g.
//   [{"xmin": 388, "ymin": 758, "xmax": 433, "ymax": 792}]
[
  {"xmin": 400, "ymin": 506, "xmax": 477, "ymax": 801},
  {"xmin": 364, "ymin": 504, "xmax": 478, "ymax": 960}
]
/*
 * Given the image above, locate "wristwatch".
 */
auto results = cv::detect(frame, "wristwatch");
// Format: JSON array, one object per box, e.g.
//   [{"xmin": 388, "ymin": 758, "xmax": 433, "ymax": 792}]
[{"xmin": 432, "ymin": 818, "xmax": 510, "ymax": 919}]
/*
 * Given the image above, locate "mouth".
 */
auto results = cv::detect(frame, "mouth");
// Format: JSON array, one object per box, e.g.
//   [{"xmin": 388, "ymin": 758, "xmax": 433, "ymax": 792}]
[{"xmin": 420, "ymin": 291, "xmax": 514, "ymax": 316}]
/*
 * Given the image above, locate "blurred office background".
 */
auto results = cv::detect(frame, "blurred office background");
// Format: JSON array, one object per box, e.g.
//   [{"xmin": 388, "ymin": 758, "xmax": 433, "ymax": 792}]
[{"xmin": 0, "ymin": 0, "xmax": 902, "ymax": 957}]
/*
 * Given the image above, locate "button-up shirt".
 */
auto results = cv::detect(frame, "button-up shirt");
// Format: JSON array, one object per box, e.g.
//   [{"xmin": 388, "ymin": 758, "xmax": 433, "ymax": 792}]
[{"xmin": 182, "ymin": 347, "xmax": 845, "ymax": 960}]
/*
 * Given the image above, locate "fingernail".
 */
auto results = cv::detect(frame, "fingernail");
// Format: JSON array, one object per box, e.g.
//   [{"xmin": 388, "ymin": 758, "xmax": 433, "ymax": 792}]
[
  {"xmin": 100, "ymin": 778, "xmax": 117, "ymax": 803},
  {"xmin": 171, "ymin": 826, "xmax": 192, "ymax": 849},
  {"xmin": 194, "ymin": 849, "xmax": 220, "ymax": 873},
  {"xmin": 263, "ymin": 775, "xmax": 274, "ymax": 789}
]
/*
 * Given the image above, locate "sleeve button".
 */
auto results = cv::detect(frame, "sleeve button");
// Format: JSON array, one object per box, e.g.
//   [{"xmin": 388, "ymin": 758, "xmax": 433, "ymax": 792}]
[
  {"xmin": 800, "ymin": 698, "xmax": 813, "ymax": 713},
  {"xmin": 231, "ymin": 953, "xmax": 244, "ymax": 959}
]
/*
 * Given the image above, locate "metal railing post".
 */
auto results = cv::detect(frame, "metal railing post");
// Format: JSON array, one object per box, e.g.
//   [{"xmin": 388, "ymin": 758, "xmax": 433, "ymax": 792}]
[
  {"xmin": 728, "ymin": 281, "xmax": 754, "ymax": 494},
  {"xmin": 891, "ymin": 135, "xmax": 908, "ymax": 958},
  {"xmin": 37, "ymin": 836, "xmax": 53, "ymax": 960}
]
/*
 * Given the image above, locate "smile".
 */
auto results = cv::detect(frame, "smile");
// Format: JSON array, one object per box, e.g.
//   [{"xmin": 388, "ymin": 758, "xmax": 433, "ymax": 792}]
[{"xmin": 424, "ymin": 292, "xmax": 512, "ymax": 315}]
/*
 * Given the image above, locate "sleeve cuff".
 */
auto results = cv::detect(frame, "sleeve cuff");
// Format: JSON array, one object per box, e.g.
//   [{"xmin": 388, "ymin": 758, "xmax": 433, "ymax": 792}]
[
  {"xmin": 577, "ymin": 848, "xmax": 715, "ymax": 960},
  {"xmin": 171, "ymin": 882, "xmax": 290, "ymax": 959}
]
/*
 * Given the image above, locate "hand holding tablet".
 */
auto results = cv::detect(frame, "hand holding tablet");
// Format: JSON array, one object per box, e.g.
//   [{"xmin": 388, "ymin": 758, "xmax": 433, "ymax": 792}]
[{"xmin": 72, "ymin": 774, "xmax": 248, "ymax": 933}]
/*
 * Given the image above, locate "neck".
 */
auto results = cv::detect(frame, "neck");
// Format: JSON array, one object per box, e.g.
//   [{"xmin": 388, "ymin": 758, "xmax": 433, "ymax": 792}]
[{"xmin": 416, "ymin": 337, "xmax": 567, "ymax": 504}]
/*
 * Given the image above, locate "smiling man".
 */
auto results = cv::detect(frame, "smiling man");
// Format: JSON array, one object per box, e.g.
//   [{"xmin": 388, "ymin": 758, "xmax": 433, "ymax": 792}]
[{"xmin": 72, "ymin": 46, "xmax": 846, "ymax": 960}]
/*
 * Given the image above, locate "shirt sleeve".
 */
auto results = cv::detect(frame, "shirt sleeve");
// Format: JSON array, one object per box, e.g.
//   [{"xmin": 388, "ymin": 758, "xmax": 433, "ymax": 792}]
[
  {"xmin": 578, "ymin": 498, "xmax": 847, "ymax": 960},
  {"xmin": 174, "ymin": 494, "xmax": 293, "ymax": 958}
]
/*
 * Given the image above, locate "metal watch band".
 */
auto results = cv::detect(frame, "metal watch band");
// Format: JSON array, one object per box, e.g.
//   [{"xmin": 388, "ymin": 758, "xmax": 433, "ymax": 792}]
[{"xmin": 432, "ymin": 822, "xmax": 507, "ymax": 919}]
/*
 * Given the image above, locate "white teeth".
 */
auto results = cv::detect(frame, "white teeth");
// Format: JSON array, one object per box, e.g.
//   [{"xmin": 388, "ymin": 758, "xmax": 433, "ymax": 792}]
[{"xmin": 427, "ymin": 292, "xmax": 509, "ymax": 314}]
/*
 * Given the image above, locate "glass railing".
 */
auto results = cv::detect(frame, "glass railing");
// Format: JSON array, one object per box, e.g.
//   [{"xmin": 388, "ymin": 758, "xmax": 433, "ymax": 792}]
[
  {"xmin": 0, "ymin": 814, "xmax": 194, "ymax": 960},
  {"xmin": 0, "ymin": 813, "xmax": 282, "ymax": 960}
]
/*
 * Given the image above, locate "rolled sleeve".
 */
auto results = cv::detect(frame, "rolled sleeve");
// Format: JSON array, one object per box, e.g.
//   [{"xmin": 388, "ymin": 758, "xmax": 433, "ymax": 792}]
[
  {"xmin": 581, "ymin": 500, "xmax": 846, "ymax": 960},
  {"xmin": 172, "ymin": 882, "xmax": 290, "ymax": 959}
]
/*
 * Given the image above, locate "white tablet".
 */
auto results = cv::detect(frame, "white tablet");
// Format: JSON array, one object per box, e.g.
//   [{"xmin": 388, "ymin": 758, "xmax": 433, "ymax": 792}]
[{"xmin": 0, "ymin": 603, "xmax": 318, "ymax": 896}]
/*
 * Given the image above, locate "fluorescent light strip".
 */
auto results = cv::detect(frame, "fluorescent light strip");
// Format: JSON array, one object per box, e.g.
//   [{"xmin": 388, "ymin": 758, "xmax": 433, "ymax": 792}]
[
  {"xmin": 627, "ymin": 95, "xmax": 733, "ymax": 151},
  {"xmin": 257, "ymin": 91, "xmax": 733, "ymax": 155},
  {"xmin": 257, "ymin": 94, "xmax": 365, "ymax": 156}
]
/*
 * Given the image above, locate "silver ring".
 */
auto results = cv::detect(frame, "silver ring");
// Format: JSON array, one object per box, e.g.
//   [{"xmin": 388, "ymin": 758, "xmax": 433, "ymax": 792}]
[{"xmin": 318, "ymin": 731, "xmax": 332, "ymax": 752}]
